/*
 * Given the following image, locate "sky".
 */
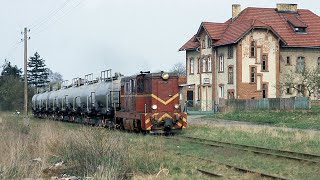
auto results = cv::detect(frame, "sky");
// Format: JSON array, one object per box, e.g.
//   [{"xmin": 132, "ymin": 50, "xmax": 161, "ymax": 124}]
[{"xmin": 1, "ymin": 0, "xmax": 319, "ymax": 81}]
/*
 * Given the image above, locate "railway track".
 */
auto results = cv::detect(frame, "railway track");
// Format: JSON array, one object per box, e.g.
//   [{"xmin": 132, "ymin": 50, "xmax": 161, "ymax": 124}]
[
  {"xmin": 187, "ymin": 155, "xmax": 288, "ymax": 179},
  {"xmin": 169, "ymin": 135, "xmax": 320, "ymax": 164}
]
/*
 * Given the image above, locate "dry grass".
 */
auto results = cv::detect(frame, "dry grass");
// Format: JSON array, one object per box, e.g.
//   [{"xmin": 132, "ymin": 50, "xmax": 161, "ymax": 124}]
[{"xmin": 0, "ymin": 113, "xmax": 161, "ymax": 179}]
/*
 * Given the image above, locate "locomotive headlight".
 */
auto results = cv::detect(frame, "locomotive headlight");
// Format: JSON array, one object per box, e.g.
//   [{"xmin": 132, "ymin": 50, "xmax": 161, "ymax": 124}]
[
  {"xmin": 161, "ymin": 73, "xmax": 169, "ymax": 80},
  {"xmin": 174, "ymin": 104, "xmax": 180, "ymax": 109},
  {"xmin": 152, "ymin": 104, "xmax": 158, "ymax": 110}
]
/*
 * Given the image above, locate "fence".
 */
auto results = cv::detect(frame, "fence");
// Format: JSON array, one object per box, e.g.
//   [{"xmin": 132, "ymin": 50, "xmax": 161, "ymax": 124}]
[
  {"xmin": 185, "ymin": 100, "xmax": 215, "ymax": 115},
  {"xmin": 223, "ymin": 97, "xmax": 310, "ymax": 111},
  {"xmin": 184, "ymin": 97, "xmax": 310, "ymax": 114}
]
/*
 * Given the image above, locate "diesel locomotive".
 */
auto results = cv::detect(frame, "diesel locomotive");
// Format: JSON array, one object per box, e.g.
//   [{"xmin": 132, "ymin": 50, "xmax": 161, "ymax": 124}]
[{"xmin": 31, "ymin": 70, "xmax": 187, "ymax": 134}]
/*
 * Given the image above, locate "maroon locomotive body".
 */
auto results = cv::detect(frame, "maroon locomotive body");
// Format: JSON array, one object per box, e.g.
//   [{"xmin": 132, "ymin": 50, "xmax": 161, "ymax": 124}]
[{"xmin": 115, "ymin": 72, "xmax": 187, "ymax": 134}]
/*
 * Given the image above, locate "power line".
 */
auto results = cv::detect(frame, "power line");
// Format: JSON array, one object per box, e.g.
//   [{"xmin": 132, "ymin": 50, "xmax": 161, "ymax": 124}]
[
  {"xmin": 3, "ymin": 0, "xmax": 72, "ymax": 62},
  {"xmin": 28, "ymin": 0, "xmax": 73, "ymax": 30},
  {"xmin": 31, "ymin": 0, "xmax": 86, "ymax": 39},
  {"xmin": 3, "ymin": 40, "xmax": 23, "ymax": 61}
]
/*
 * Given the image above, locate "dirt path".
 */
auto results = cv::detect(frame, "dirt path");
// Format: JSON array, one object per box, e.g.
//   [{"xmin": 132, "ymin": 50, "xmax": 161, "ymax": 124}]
[{"xmin": 187, "ymin": 115, "xmax": 320, "ymax": 134}]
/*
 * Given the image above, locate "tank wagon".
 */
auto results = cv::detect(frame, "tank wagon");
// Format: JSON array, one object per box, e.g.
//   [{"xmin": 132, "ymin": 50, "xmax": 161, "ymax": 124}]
[{"xmin": 32, "ymin": 70, "xmax": 187, "ymax": 134}]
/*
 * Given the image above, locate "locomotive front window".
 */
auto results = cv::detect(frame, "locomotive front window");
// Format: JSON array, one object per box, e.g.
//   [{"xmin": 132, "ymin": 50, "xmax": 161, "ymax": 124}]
[{"xmin": 137, "ymin": 79, "xmax": 144, "ymax": 93}]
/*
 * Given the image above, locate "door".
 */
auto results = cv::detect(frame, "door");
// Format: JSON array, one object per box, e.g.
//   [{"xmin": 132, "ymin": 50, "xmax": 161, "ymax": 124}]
[{"xmin": 187, "ymin": 90, "xmax": 194, "ymax": 107}]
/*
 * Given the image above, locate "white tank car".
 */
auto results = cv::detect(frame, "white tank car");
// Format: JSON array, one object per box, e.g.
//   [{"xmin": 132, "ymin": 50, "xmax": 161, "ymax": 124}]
[{"xmin": 32, "ymin": 76, "xmax": 121, "ymax": 117}]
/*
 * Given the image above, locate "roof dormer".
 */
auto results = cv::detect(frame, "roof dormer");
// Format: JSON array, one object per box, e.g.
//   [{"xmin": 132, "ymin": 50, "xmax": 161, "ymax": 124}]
[{"xmin": 283, "ymin": 13, "xmax": 308, "ymax": 34}]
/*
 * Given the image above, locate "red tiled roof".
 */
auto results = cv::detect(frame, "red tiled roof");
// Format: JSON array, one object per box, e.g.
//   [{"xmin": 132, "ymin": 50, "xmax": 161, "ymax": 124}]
[
  {"xmin": 179, "ymin": 35, "xmax": 199, "ymax": 51},
  {"xmin": 214, "ymin": 19, "xmax": 284, "ymax": 46},
  {"xmin": 233, "ymin": 7, "xmax": 320, "ymax": 47},
  {"xmin": 180, "ymin": 7, "xmax": 320, "ymax": 49},
  {"xmin": 202, "ymin": 22, "xmax": 228, "ymax": 40},
  {"xmin": 283, "ymin": 13, "xmax": 307, "ymax": 27}
]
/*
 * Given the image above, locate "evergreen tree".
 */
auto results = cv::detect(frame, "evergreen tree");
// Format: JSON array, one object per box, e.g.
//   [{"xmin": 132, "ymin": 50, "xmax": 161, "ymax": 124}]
[
  {"xmin": 1, "ymin": 59, "xmax": 22, "ymax": 78},
  {"xmin": 27, "ymin": 52, "xmax": 49, "ymax": 88},
  {"xmin": 0, "ymin": 61, "xmax": 34, "ymax": 111}
]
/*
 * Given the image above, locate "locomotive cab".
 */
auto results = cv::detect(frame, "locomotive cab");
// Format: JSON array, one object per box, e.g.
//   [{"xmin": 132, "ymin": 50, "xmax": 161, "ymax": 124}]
[{"xmin": 116, "ymin": 71, "xmax": 187, "ymax": 134}]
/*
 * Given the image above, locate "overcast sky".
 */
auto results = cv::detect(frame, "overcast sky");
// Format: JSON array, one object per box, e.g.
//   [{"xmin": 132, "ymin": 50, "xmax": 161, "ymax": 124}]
[{"xmin": 1, "ymin": 0, "xmax": 319, "ymax": 81}]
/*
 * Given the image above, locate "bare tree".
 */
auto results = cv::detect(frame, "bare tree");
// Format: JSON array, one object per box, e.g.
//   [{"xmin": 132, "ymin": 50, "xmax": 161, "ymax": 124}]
[
  {"xmin": 170, "ymin": 62, "xmax": 186, "ymax": 76},
  {"xmin": 281, "ymin": 67, "xmax": 320, "ymax": 97},
  {"xmin": 47, "ymin": 68, "xmax": 63, "ymax": 83}
]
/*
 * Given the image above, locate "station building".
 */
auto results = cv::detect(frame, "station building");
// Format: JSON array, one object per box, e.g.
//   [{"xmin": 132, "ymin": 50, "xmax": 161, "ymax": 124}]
[{"xmin": 179, "ymin": 3, "xmax": 320, "ymax": 109}]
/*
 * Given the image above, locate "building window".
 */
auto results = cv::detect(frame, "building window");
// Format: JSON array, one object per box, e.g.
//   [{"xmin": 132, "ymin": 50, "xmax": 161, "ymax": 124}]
[
  {"xmin": 208, "ymin": 56, "xmax": 212, "ymax": 72},
  {"xmin": 219, "ymin": 55, "xmax": 224, "ymax": 72},
  {"xmin": 297, "ymin": 84, "xmax": 305, "ymax": 96},
  {"xmin": 294, "ymin": 27, "xmax": 306, "ymax": 33},
  {"xmin": 205, "ymin": 35, "xmax": 211, "ymax": 48},
  {"xmin": 250, "ymin": 41, "xmax": 256, "ymax": 57},
  {"xmin": 204, "ymin": 35, "xmax": 208, "ymax": 49},
  {"xmin": 202, "ymin": 57, "xmax": 206, "ymax": 73},
  {"xmin": 190, "ymin": 58, "xmax": 194, "ymax": 74},
  {"xmin": 296, "ymin": 56, "xmax": 305, "ymax": 73},
  {"xmin": 317, "ymin": 57, "xmax": 320, "ymax": 72},
  {"xmin": 197, "ymin": 86, "xmax": 201, "ymax": 100},
  {"xmin": 219, "ymin": 85, "xmax": 224, "ymax": 98},
  {"xmin": 228, "ymin": 66, "xmax": 233, "ymax": 84},
  {"xmin": 286, "ymin": 85, "xmax": 292, "ymax": 94},
  {"xmin": 228, "ymin": 46, "xmax": 233, "ymax": 58},
  {"xmin": 286, "ymin": 56, "xmax": 291, "ymax": 65},
  {"xmin": 262, "ymin": 83, "xmax": 267, "ymax": 98},
  {"xmin": 202, "ymin": 39, "xmax": 205, "ymax": 49},
  {"xmin": 250, "ymin": 66, "xmax": 256, "ymax": 83},
  {"xmin": 228, "ymin": 90, "xmax": 235, "ymax": 99},
  {"xmin": 262, "ymin": 54, "xmax": 268, "ymax": 71}
]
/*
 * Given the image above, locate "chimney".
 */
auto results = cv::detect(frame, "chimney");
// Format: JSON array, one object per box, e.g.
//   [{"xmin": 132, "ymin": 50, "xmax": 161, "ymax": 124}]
[
  {"xmin": 232, "ymin": 4, "xmax": 241, "ymax": 19},
  {"xmin": 276, "ymin": 3, "xmax": 297, "ymax": 13}
]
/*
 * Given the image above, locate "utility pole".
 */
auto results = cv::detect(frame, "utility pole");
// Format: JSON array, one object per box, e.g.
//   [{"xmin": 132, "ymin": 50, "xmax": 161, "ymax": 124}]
[{"xmin": 23, "ymin": 27, "xmax": 30, "ymax": 118}]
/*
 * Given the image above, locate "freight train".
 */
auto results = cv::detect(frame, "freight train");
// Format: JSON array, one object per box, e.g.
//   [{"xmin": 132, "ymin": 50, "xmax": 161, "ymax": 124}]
[{"xmin": 31, "ymin": 70, "xmax": 187, "ymax": 134}]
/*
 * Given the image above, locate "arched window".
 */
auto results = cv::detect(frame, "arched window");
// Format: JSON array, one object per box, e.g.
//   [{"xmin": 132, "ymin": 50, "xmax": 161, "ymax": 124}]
[
  {"xmin": 207, "ymin": 56, "xmax": 212, "ymax": 72},
  {"xmin": 190, "ymin": 58, "xmax": 194, "ymax": 74},
  {"xmin": 250, "ymin": 41, "xmax": 256, "ymax": 57},
  {"xmin": 202, "ymin": 57, "xmax": 206, "ymax": 72},
  {"xmin": 219, "ymin": 55, "xmax": 224, "ymax": 72}
]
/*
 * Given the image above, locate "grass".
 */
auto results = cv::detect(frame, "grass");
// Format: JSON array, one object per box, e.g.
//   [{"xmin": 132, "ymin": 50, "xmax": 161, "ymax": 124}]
[
  {"xmin": 205, "ymin": 105, "xmax": 320, "ymax": 130},
  {"xmin": 176, "ymin": 122, "xmax": 320, "ymax": 179},
  {"xmin": 0, "ymin": 113, "xmax": 166, "ymax": 179},
  {"xmin": 183, "ymin": 120, "xmax": 320, "ymax": 154},
  {"xmin": 1, "ymin": 112, "xmax": 320, "ymax": 179}
]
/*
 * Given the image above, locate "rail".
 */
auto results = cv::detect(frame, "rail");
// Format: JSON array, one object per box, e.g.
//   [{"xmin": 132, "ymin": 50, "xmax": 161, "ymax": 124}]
[{"xmin": 168, "ymin": 136, "xmax": 320, "ymax": 164}]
